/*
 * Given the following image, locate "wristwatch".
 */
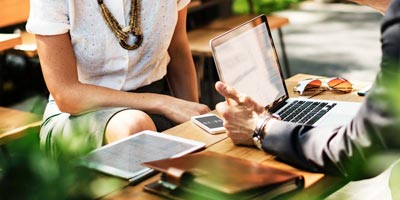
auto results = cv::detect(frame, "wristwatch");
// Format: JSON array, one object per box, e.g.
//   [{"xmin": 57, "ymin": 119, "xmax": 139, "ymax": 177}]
[{"xmin": 252, "ymin": 114, "xmax": 280, "ymax": 150}]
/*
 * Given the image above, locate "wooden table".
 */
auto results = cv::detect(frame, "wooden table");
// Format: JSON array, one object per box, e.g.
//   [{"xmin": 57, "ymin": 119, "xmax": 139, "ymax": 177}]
[
  {"xmin": 13, "ymin": 31, "xmax": 38, "ymax": 58},
  {"xmin": 104, "ymin": 73, "xmax": 369, "ymax": 200},
  {"xmin": 187, "ymin": 14, "xmax": 290, "ymax": 67},
  {"xmin": 0, "ymin": 0, "xmax": 30, "ymax": 28},
  {"xmin": 0, "ymin": 34, "xmax": 22, "ymax": 52},
  {"xmin": 188, "ymin": 14, "xmax": 289, "ymax": 59},
  {"xmin": 0, "ymin": 106, "xmax": 42, "ymax": 145},
  {"xmin": 0, "ymin": 106, "xmax": 42, "ymax": 159}
]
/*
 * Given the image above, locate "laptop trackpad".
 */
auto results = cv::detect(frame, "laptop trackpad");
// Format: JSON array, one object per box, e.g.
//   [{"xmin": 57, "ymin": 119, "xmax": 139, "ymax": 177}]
[{"xmin": 315, "ymin": 102, "xmax": 361, "ymax": 127}]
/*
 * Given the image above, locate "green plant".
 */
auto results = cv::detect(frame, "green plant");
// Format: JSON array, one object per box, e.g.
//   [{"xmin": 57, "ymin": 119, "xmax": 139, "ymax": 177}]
[
  {"xmin": 0, "ymin": 130, "xmax": 124, "ymax": 199},
  {"xmin": 233, "ymin": 0, "xmax": 304, "ymax": 14}
]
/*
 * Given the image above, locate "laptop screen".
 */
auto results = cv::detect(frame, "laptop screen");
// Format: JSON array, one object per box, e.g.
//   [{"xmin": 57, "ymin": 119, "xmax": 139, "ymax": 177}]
[{"xmin": 210, "ymin": 14, "xmax": 288, "ymax": 109}]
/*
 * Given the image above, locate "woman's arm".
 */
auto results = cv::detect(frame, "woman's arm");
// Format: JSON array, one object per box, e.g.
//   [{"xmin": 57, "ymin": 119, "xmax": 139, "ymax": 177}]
[
  {"xmin": 166, "ymin": 7, "xmax": 199, "ymax": 102},
  {"xmin": 36, "ymin": 33, "xmax": 208, "ymax": 122}
]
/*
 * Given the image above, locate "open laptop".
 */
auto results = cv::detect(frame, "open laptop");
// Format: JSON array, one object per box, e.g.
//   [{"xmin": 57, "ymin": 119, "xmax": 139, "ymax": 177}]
[{"xmin": 210, "ymin": 14, "xmax": 361, "ymax": 127}]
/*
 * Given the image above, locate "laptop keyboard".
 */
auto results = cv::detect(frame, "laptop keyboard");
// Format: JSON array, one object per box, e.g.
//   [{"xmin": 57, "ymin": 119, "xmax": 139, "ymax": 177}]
[{"xmin": 276, "ymin": 100, "xmax": 337, "ymax": 125}]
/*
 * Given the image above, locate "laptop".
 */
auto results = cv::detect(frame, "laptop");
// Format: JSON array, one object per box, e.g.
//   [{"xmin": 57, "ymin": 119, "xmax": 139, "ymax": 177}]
[{"xmin": 210, "ymin": 14, "xmax": 361, "ymax": 127}]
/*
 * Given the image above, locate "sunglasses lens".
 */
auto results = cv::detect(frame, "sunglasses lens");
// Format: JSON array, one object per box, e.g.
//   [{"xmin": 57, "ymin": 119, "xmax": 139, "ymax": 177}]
[
  {"xmin": 328, "ymin": 78, "xmax": 352, "ymax": 93},
  {"xmin": 305, "ymin": 80, "xmax": 321, "ymax": 90},
  {"xmin": 294, "ymin": 79, "xmax": 321, "ymax": 94}
]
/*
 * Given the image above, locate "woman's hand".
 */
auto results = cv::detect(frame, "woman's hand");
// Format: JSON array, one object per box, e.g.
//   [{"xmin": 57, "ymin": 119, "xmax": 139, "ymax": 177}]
[
  {"xmin": 161, "ymin": 97, "xmax": 210, "ymax": 124},
  {"xmin": 214, "ymin": 81, "xmax": 266, "ymax": 146}
]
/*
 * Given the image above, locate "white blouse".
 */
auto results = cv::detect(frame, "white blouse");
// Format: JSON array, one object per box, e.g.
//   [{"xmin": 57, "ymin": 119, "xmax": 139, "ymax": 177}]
[{"xmin": 26, "ymin": 0, "xmax": 190, "ymax": 91}]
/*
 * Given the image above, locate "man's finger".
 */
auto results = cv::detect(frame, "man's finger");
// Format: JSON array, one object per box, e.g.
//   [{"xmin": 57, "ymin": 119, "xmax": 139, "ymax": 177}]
[
  {"xmin": 215, "ymin": 81, "xmax": 242, "ymax": 104},
  {"xmin": 215, "ymin": 101, "xmax": 233, "ymax": 120},
  {"xmin": 216, "ymin": 81, "xmax": 264, "ymax": 112}
]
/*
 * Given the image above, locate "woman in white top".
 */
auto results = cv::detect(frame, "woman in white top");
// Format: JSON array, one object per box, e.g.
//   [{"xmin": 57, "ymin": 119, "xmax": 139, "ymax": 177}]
[{"xmin": 26, "ymin": 0, "xmax": 209, "ymax": 154}]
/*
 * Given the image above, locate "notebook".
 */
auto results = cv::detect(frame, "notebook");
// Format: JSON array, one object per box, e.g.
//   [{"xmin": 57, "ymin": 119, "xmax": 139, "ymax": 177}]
[
  {"xmin": 79, "ymin": 130, "xmax": 205, "ymax": 185},
  {"xmin": 210, "ymin": 14, "xmax": 361, "ymax": 127},
  {"xmin": 142, "ymin": 151, "xmax": 304, "ymax": 200}
]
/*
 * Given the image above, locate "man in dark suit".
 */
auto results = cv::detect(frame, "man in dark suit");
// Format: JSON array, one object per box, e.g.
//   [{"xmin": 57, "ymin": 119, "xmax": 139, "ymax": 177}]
[{"xmin": 215, "ymin": 0, "xmax": 400, "ymax": 181}]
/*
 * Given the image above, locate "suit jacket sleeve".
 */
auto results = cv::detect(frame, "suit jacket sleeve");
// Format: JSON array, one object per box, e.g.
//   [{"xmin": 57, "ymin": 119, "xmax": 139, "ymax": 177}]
[{"xmin": 261, "ymin": 0, "xmax": 400, "ymax": 179}]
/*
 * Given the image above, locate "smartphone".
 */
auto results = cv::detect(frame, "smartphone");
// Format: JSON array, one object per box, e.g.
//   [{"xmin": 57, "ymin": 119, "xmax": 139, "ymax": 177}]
[
  {"xmin": 357, "ymin": 85, "xmax": 372, "ymax": 96},
  {"xmin": 191, "ymin": 114, "xmax": 225, "ymax": 134}
]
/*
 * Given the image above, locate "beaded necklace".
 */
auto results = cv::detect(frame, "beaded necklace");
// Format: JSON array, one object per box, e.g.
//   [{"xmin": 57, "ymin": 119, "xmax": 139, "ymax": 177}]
[{"xmin": 97, "ymin": 0, "xmax": 143, "ymax": 50}]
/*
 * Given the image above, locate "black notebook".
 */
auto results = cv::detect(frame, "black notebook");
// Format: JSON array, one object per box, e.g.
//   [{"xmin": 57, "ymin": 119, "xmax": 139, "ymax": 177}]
[{"xmin": 79, "ymin": 130, "xmax": 205, "ymax": 185}]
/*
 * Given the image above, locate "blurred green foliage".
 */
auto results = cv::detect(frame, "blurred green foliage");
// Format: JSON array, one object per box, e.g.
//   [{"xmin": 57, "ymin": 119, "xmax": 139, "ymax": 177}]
[
  {"xmin": 390, "ymin": 160, "xmax": 400, "ymax": 199},
  {"xmin": 0, "ymin": 130, "xmax": 124, "ymax": 199},
  {"xmin": 233, "ymin": 0, "xmax": 305, "ymax": 14}
]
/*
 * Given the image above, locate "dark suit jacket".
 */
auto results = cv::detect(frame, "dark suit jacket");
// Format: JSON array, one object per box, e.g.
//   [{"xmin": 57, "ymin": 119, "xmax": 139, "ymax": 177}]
[{"xmin": 262, "ymin": 0, "xmax": 400, "ymax": 179}]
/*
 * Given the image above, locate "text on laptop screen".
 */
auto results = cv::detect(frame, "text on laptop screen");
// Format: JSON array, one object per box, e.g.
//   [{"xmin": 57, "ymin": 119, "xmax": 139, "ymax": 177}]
[{"xmin": 213, "ymin": 22, "xmax": 286, "ymax": 106}]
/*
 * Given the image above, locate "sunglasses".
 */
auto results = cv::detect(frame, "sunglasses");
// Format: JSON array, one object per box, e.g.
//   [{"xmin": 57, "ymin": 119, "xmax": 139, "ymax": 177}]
[{"xmin": 293, "ymin": 77, "xmax": 353, "ymax": 95}]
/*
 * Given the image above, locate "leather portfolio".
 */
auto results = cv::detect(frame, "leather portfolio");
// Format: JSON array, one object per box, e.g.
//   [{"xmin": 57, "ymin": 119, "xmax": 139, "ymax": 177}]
[{"xmin": 142, "ymin": 151, "xmax": 304, "ymax": 200}]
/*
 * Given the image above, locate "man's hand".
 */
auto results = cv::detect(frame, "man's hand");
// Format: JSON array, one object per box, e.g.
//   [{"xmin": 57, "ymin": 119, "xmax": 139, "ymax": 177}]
[{"xmin": 215, "ymin": 81, "xmax": 266, "ymax": 146}]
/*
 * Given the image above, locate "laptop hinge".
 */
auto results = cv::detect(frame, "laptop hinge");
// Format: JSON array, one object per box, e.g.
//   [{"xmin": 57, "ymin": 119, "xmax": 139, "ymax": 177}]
[{"xmin": 268, "ymin": 99, "xmax": 288, "ymax": 113}]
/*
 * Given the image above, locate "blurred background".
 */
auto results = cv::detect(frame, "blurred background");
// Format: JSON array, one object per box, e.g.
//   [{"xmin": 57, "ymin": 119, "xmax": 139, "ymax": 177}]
[{"xmin": 0, "ymin": 0, "xmax": 383, "ymax": 112}]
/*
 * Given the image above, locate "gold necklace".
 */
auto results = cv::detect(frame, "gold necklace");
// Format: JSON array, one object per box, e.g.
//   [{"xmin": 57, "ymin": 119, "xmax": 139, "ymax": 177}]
[{"xmin": 97, "ymin": 0, "xmax": 143, "ymax": 50}]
